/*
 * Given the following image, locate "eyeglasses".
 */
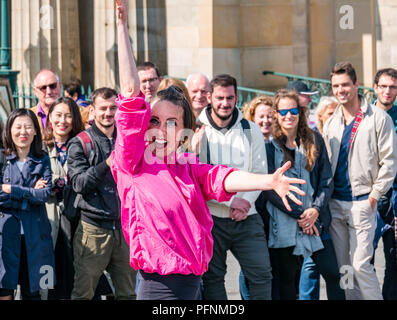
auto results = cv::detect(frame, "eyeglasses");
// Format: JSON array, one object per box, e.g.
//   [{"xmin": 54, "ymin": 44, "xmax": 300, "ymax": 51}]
[
  {"xmin": 36, "ymin": 82, "xmax": 58, "ymax": 92},
  {"xmin": 277, "ymin": 107, "xmax": 299, "ymax": 116},
  {"xmin": 141, "ymin": 77, "xmax": 159, "ymax": 84},
  {"xmin": 378, "ymin": 84, "xmax": 397, "ymax": 91}
]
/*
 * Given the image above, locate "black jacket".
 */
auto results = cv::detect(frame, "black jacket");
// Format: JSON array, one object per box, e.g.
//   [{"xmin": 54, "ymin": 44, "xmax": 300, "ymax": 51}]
[
  {"xmin": 67, "ymin": 122, "xmax": 120, "ymax": 230},
  {"xmin": 256, "ymin": 130, "xmax": 333, "ymax": 235}
]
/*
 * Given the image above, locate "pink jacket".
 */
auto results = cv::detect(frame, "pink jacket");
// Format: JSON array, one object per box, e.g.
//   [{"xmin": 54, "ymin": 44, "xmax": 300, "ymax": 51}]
[{"xmin": 110, "ymin": 93, "xmax": 237, "ymax": 276}]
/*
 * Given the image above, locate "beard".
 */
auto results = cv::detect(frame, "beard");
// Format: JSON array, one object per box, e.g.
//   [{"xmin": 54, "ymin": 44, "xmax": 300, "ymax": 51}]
[
  {"xmin": 379, "ymin": 97, "xmax": 395, "ymax": 107},
  {"xmin": 212, "ymin": 107, "xmax": 234, "ymax": 121}
]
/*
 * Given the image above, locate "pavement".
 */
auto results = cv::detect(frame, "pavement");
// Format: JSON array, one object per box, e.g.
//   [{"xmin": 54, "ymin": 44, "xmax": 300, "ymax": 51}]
[
  {"xmin": 225, "ymin": 238, "xmax": 386, "ymax": 300},
  {"xmin": 13, "ymin": 235, "xmax": 386, "ymax": 300}
]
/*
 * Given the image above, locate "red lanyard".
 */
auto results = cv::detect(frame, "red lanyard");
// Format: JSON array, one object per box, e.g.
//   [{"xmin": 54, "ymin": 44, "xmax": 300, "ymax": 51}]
[{"xmin": 349, "ymin": 108, "xmax": 363, "ymax": 151}]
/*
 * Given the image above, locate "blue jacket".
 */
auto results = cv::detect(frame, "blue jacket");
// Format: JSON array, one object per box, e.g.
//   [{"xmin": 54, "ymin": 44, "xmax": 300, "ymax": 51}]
[{"xmin": 0, "ymin": 152, "xmax": 54, "ymax": 293}]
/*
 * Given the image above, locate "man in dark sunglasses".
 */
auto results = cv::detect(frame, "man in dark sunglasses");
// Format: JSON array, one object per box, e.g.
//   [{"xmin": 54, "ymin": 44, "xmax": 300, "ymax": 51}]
[{"xmin": 31, "ymin": 69, "xmax": 62, "ymax": 135}]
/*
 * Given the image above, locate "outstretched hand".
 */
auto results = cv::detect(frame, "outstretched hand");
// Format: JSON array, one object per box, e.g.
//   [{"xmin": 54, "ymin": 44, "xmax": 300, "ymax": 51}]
[
  {"xmin": 115, "ymin": 0, "xmax": 128, "ymax": 24},
  {"xmin": 271, "ymin": 161, "xmax": 306, "ymax": 211}
]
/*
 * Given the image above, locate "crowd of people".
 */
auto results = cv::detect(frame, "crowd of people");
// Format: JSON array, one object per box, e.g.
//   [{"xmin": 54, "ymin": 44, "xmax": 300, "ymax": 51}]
[{"xmin": 0, "ymin": 0, "xmax": 397, "ymax": 301}]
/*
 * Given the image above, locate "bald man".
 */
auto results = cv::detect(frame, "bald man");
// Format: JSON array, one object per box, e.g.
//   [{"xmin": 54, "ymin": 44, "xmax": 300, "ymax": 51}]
[
  {"xmin": 186, "ymin": 73, "xmax": 211, "ymax": 119},
  {"xmin": 31, "ymin": 69, "xmax": 62, "ymax": 134}
]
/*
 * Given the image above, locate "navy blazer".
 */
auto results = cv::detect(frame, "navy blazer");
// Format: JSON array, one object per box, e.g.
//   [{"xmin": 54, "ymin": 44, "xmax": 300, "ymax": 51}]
[{"xmin": 0, "ymin": 152, "xmax": 54, "ymax": 293}]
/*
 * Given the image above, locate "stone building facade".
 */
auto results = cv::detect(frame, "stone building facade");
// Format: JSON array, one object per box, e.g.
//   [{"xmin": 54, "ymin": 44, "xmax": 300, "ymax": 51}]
[{"xmin": 8, "ymin": 0, "xmax": 397, "ymax": 92}]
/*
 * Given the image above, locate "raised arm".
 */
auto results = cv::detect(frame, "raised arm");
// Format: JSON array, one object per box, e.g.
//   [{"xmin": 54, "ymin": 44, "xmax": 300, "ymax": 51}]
[{"xmin": 116, "ymin": 0, "xmax": 140, "ymax": 98}]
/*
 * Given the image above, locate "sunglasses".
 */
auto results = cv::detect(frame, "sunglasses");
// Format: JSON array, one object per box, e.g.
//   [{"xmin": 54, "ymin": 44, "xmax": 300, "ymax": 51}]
[
  {"xmin": 277, "ymin": 107, "xmax": 299, "ymax": 116},
  {"xmin": 36, "ymin": 82, "xmax": 58, "ymax": 92}
]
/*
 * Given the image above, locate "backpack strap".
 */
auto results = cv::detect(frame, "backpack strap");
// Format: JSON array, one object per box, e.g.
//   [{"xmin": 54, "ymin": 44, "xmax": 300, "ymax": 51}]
[
  {"xmin": 201, "ymin": 119, "xmax": 253, "ymax": 165},
  {"xmin": 76, "ymin": 131, "xmax": 94, "ymax": 160},
  {"xmin": 265, "ymin": 142, "xmax": 276, "ymax": 174},
  {"xmin": 240, "ymin": 118, "xmax": 252, "ymax": 146}
]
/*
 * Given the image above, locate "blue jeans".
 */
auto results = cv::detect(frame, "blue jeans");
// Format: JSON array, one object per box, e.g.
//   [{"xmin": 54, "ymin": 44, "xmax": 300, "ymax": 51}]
[{"xmin": 298, "ymin": 234, "xmax": 345, "ymax": 300}]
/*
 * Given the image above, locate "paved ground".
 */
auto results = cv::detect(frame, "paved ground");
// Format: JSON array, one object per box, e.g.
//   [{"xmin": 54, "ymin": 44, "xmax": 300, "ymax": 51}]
[
  {"xmin": 14, "ymin": 237, "xmax": 386, "ymax": 300},
  {"xmin": 225, "ymin": 238, "xmax": 386, "ymax": 300}
]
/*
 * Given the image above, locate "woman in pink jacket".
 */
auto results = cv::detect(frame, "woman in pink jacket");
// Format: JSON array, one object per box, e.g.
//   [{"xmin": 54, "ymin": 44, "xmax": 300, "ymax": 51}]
[{"xmin": 112, "ymin": 0, "xmax": 306, "ymax": 300}]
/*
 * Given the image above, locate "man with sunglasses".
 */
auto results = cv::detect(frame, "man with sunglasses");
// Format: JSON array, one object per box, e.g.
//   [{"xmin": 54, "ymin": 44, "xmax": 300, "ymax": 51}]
[
  {"xmin": 323, "ymin": 62, "xmax": 397, "ymax": 300},
  {"xmin": 31, "ymin": 69, "xmax": 62, "ymax": 135}
]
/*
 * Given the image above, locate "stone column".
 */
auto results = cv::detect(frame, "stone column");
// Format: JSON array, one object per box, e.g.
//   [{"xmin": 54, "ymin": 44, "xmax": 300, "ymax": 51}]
[
  {"xmin": 166, "ymin": 0, "xmax": 213, "ymax": 79},
  {"xmin": 375, "ymin": 0, "xmax": 397, "ymax": 71},
  {"xmin": 93, "ymin": 0, "xmax": 117, "ymax": 89},
  {"xmin": 11, "ymin": 0, "xmax": 81, "ymax": 88},
  {"xmin": 292, "ymin": 0, "xmax": 310, "ymax": 76}
]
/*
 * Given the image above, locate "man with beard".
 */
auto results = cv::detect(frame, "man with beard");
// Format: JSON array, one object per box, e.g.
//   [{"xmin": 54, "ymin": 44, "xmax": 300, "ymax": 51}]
[
  {"xmin": 67, "ymin": 87, "xmax": 136, "ymax": 300},
  {"xmin": 373, "ymin": 68, "xmax": 397, "ymax": 300},
  {"xmin": 196, "ymin": 74, "xmax": 272, "ymax": 300}
]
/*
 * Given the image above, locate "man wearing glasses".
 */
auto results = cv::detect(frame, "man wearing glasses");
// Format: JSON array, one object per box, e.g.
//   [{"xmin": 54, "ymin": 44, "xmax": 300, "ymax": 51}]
[
  {"xmin": 31, "ymin": 69, "xmax": 62, "ymax": 135},
  {"xmin": 373, "ymin": 68, "xmax": 397, "ymax": 300},
  {"xmin": 137, "ymin": 61, "xmax": 162, "ymax": 101}
]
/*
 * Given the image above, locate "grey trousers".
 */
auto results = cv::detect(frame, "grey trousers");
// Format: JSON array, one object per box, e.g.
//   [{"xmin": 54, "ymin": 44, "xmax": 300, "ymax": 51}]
[
  {"xmin": 328, "ymin": 198, "xmax": 382, "ymax": 300},
  {"xmin": 202, "ymin": 214, "xmax": 272, "ymax": 300}
]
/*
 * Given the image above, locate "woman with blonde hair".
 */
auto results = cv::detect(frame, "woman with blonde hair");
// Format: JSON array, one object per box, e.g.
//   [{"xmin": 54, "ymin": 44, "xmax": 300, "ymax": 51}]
[
  {"xmin": 242, "ymin": 95, "xmax": 274, "ymax": 141},
  {"xmin": 314, "ymin": 96, "xmax": 338, "ymax": 134}
]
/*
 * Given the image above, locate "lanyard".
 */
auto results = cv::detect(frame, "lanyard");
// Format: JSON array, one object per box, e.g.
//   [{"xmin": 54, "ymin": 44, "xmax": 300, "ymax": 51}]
[{"xmin": 349, "ymin": 108, "xmax": 363, "ymax": 151}]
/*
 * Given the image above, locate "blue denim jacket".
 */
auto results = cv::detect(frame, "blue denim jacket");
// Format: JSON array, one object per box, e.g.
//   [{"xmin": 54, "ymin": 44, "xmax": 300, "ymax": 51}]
[{"xmin": 266, "ymin": 140, "xmax": 324, "ymax": 258}]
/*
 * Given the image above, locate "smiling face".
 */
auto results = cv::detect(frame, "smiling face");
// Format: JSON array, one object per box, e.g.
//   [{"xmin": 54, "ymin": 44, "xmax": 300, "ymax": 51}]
[
  {"xmin": 187, "ymin": 74, "xmax": 210, "ymax": 115},
  {"xmin": 92, "ymin": 95, "xmax": 118, "ymax": 129},
  {"xmin": 147, "ymin": 99, "xmax": 185, "ymax": 158},
  {"xmin": 253, "ymin": 103, "xmax": 273, "ymax": 140},
  {"xmin": 33, "ymin": 70, "xmax": 62, "ymax": 110},
  {"xmin": 49, "ymin": 102, "xmax": 73, "ymax": 141},
  {"xmin": 275, "ymin": 97, "xmax": 300, "ymax": 133},
  {"xmin": 374, "ymin": 74, "xmax": 397, "ymax": 109},
  {"xmin": 210, "ymin": 85, "xmax": 236, "ymax": 123},
  {"xmin": 11, "ymin": 115, "xmax": 37, "ymax": 151},
  {"xmin": 331, "ymin": 73, "xmax": 359, "ymax": 107}
]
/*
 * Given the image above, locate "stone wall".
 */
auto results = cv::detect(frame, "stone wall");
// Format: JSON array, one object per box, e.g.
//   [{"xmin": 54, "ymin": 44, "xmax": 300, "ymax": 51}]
[
  {"xmin": 11, "ymin": 0, "xmax": 81, "ymax": 88},
  {"xmin": 9, "ymin": 0, "xmax": 396, "ymax": 93}
]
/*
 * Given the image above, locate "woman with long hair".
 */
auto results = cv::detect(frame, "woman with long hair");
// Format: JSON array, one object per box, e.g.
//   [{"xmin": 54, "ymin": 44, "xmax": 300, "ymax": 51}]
[
  {"xmin": 42, "ymin": 97, "xmax": 84, "ymax": 299},
  {"xmin": 0, "ymin": 109, "xmax": 53, "ymax": 300},
  {"xmin": 262, "ymin": 89, "xmax": 344, "ymax": 300},
  {"xmin": 112, "ymin": 0, "xmax": 306, "ymax": 300}
]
